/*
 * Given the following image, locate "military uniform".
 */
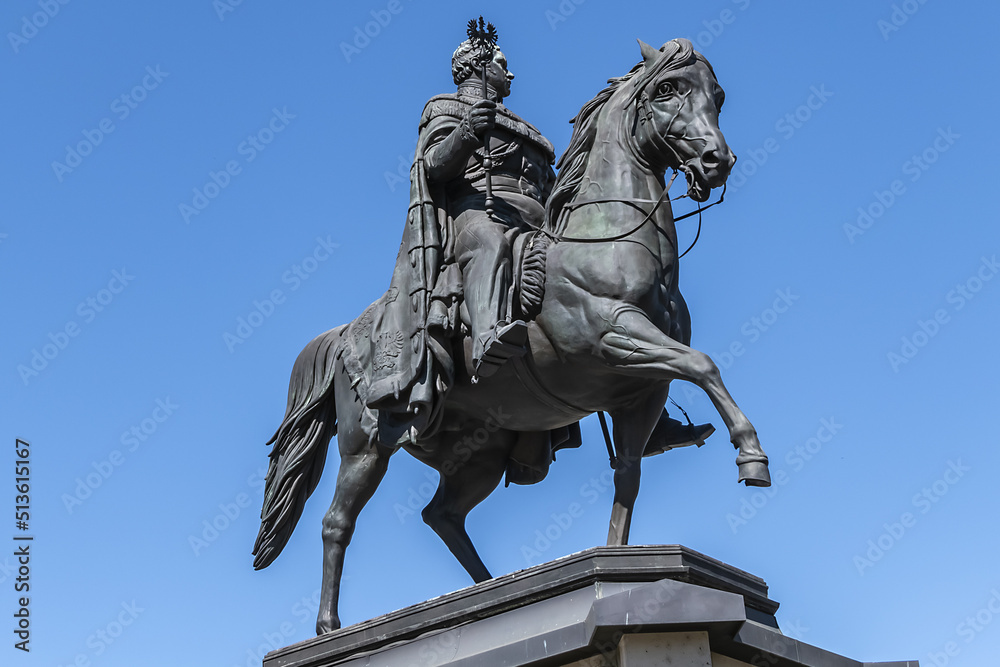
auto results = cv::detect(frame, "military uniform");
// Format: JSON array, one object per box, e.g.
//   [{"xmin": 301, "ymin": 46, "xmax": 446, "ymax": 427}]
[{"xmin": 420, "ymin": 89, "xmax": 556, "ymax": 370}]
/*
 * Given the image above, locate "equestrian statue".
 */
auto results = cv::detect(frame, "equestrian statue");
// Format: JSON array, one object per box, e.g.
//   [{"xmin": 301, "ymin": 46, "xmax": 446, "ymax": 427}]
[{"xmin": 253, "ymin": 20, "xmax": 771, "ymax": 635}]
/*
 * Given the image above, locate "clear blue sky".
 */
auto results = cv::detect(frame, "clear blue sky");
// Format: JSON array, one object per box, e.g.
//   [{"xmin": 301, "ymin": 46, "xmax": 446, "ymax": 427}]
[{"xmin": 3, "ymin": 1, "xmax": 998, "ymax": 665}]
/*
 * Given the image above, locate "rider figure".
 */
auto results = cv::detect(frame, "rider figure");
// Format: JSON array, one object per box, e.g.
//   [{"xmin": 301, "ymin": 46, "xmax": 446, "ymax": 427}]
[
  {"xmin": 423, "ymin": 40, "xmax": 556, "ymax": 378},
  {"xmin": 405, "ymin": 37, "xmax": 713, "ymax": 452}
]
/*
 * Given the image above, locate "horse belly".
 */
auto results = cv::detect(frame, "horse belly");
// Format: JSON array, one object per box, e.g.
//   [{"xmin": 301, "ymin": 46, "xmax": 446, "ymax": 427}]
[
  {"xmin": 442, "ymin": 335, "xmax": 658, "ymax": 427},
  {"xmin": 443, "ymin": 369, "xmax": 586, "ymax": 432}
]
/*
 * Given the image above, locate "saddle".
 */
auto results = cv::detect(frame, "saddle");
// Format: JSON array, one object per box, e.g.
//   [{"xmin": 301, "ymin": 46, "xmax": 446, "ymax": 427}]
[
  {"xmin": 442, "ymin": 228, "xmax": 551, "ymax": 340},
  {"xmin": 338, "ymin": 231, "xmax": 578, "ymax": 485}
]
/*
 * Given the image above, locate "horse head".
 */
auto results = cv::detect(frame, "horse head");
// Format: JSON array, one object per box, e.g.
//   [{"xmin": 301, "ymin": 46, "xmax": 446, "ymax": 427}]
[{"xmin": 629, "ymin": 39, "xmax": 735, "ymax": 202}]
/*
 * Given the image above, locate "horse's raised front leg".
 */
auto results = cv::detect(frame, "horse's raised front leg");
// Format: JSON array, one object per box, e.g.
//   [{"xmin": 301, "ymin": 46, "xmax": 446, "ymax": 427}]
[
  {"xmin": 606, "ymin": 388, "xmax": 669, "ymax": 546},
  {"xmin": 600, "ymin": 307, "xmax": 770, "ymax": 487}
]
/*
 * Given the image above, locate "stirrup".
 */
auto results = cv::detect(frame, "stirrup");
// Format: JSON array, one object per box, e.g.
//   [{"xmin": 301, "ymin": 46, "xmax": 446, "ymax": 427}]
[{"xmin": 474, "ymin": 320, "xmax": 528, "ymax": 379}]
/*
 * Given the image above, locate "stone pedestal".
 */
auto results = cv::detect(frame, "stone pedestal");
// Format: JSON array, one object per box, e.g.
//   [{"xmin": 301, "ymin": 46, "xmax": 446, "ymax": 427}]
[{"xmin": 264, "ymin": 545, "xmax": 917, "ymax": 667}]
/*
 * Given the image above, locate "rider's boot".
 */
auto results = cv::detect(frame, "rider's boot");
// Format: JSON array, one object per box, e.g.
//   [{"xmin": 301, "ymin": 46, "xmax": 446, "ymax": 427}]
[
  {"xmin": 474, "ymin": 319, "xmax": 528, "ymax": 379},
  {"xmin": 642, "ymin": 409, "xmax": 715, "ymax": 457}
]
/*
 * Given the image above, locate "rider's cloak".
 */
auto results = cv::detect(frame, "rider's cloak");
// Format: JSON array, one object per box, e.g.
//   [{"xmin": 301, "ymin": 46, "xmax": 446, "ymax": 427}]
[{"xmin": 342, "ymin": 94, "xmax": 578, "ymax": 480}]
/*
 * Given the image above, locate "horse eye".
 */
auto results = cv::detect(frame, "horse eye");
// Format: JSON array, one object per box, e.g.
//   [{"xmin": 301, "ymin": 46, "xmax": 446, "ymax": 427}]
[{"xmin": 657, "ymin": 81, "xmax": 676, "ymax": 96}]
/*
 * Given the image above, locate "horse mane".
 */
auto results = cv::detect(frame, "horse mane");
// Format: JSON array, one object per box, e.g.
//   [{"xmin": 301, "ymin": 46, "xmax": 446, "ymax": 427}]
[
  {"xmin": 545, "ymin": 39, "xmax": 705, "ymax": 234},
  {"xmin": 545, "ymin": 67, "xmax": 640, "ymax": 234}
]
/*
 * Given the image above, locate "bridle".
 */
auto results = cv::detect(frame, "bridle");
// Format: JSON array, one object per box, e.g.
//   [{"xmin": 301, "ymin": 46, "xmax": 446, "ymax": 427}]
[
  {"xmin": 529, "ymin": 81, "xmax": 728, "ymax": 257},
  {"xmin": 530, "ymin": 170, "xmax": 726, "ymax": 259}
]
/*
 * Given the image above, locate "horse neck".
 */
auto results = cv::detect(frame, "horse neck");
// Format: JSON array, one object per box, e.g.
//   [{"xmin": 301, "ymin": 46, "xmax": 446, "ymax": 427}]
[{"xmin": 563, "ymin": 105, "xmax": 673, "ymax": 237}]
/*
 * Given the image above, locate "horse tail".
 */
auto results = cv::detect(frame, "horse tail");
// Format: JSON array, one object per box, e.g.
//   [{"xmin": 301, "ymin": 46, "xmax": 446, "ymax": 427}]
[{"xmin": 253, "ymin": 325, "xmax": 345, "ymax": 570}]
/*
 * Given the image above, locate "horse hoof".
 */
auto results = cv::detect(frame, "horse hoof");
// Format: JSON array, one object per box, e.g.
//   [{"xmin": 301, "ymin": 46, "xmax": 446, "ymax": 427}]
[
  {"xmin": 738, "ymin": 461, "xmax": 771, "ymax": 487},
  {"xmin": 316, "ymin": 616, "xmax": 341, "ymax": 636}
]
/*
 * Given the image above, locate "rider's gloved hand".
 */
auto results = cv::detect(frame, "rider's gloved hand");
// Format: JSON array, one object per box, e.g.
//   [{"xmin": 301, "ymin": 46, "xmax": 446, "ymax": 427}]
[{"xmin": 464, "ymin": 100, "xmax": 496, "ymax": 137}]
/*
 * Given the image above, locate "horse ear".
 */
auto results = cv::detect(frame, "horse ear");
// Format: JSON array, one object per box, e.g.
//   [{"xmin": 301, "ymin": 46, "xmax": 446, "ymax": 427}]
[{"xmin": 637, "ymin": 39, "xmax": 661, "ymax": 66}]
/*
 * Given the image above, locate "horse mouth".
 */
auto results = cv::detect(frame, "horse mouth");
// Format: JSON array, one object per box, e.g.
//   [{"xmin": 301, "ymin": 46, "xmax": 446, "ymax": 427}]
[{"xmin": 682, "ymin": 166, "xmax": 712, "ymax": 203}]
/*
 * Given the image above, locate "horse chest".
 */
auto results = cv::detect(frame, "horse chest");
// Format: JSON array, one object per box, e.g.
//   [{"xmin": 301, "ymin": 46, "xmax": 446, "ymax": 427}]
[{"xmin": 557, "ymin": 242, "xmax": 665, "ymax": 305}]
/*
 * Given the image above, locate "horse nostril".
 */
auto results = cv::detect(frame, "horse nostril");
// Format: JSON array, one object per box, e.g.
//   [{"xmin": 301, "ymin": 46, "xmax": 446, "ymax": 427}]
[{"xmin": 702, "ymin": 148, "xmax": 722, "ymax": 169}]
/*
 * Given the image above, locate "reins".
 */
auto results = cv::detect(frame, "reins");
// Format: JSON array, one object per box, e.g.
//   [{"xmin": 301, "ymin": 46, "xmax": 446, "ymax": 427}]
[
  {"xmin": 533, "ymin": 170, "xmax": 677, "ymax": 244},
  {"xmin": 529, "ymin": 170, "xmax": 725, "ymax": 260},
  {"xmin": 677, "ymin": 181, "xmax": 725, "ymax": 259}
]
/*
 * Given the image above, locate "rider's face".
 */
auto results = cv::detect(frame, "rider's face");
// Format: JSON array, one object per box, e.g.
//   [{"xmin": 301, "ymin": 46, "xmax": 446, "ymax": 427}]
[{"xmin": 486, "ymin": 50, "xmax": 514, "ymax": 100}]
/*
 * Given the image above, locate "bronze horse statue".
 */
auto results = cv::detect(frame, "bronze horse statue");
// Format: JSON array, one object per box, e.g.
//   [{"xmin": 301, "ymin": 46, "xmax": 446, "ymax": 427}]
[{"xmin": 253, "ymin": 38, "xmax": 771, "ymax": 635}]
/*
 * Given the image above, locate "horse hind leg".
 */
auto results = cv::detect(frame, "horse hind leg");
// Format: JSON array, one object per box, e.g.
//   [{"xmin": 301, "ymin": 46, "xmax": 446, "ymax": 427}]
[
  {"xmin": 606, "ymin": 389, "xmax": 668, "ymax": 546},
  {"xmin": 419, "ymin": 428, "xmax": 516, "ymax": 583},
  {"xmin": 317, "ymin": 433, "xmax": 391, "ymax": 634},
  {"xmin": 316, "ymin": 367, "xmax": 393, "ymax": 635},
  {"xmin": 600, "ymin": 309, "xmax": 771, "ymax": 487}
]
